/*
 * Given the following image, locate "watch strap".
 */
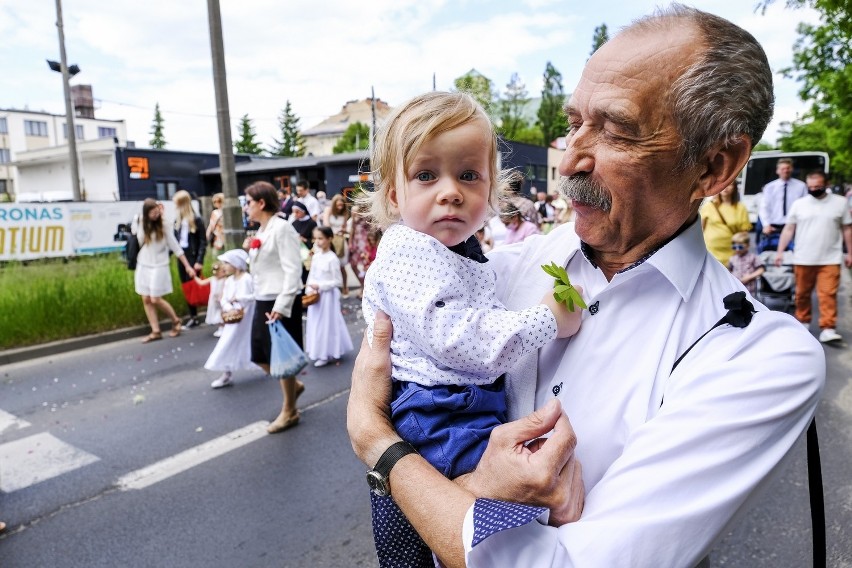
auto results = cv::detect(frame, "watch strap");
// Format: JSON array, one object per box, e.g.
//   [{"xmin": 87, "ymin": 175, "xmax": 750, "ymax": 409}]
[{"xmin": 373, "ymin": 441, "xmax": 418, "ymax": 477}]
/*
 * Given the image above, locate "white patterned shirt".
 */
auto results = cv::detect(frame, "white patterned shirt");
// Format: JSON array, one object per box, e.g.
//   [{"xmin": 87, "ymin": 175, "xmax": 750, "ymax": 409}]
[{"xmin": 362, "ymin": 223, "xmax": 557, "ymax": 387}]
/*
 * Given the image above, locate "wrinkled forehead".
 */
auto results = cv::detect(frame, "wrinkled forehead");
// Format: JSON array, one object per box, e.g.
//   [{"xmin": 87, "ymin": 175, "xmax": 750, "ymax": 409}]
[{"xmin": 567, "ymin": 26, "xmax": 701, "ymax": 127}]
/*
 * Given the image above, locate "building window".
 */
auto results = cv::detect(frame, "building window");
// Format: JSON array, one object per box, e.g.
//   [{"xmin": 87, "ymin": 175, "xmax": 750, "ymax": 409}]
[
  {"xmin": 25, "ymin": 120, "xmax": 48, "ymax": 137},
  {"xmin": 63, "ymin": 124, "xmax": 85, "ymax": 139},
  {"xmin": 98, "ymin": 126, "xmax": 117, "ymax": 139},
  {"xmin": 0, "ymin": 180, "xmax": 7, "ymax": 195},
  {"xmin": 0, "ymin": 149, "xmax": 10, "ymax": 164},
  {"xmin": 0, "ymin": 117, "xmax": 7, "ymax": 134},
  {"xmin": 156, "ymin": 181, "xmax": 178, "ymax": 200}
]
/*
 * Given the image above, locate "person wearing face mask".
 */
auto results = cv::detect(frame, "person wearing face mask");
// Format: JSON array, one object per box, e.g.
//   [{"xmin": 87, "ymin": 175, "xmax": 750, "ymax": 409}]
[{"xmin": 775, "ymin": 169, "xmax": 852, "ymax": 343}]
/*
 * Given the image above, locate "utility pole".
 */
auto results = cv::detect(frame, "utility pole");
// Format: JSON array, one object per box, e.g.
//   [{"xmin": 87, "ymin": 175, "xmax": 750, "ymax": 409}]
[
  {"xmin": 54, "ymin": 0, "xmax": 82, "ymax": 201},
  {"xmin": 206, "ymin": 0, "xmax": 242, "ymax": 249}
]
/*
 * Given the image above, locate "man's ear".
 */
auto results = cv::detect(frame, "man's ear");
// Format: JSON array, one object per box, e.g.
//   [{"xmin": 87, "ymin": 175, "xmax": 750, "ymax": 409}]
[{"xmin": 690, "ymin": 135, "xmax": 752, "ymax": 201}]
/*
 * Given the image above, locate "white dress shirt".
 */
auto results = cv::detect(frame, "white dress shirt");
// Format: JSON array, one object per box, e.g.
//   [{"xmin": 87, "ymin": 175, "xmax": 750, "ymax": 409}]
[
  {"xmin": 362, "ymin": 224, "xmax": 556, "ymax": 388},
  {"xmin": 462, "ymin": 220, "xmax": 824, "ymax": 567},
  {"xmin": 758, "ymin": 177, "xmax": 808, "ymax": 226}
]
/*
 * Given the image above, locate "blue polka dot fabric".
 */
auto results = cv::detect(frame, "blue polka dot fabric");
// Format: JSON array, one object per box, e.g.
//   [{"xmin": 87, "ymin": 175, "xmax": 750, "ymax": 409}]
[
  {"xmin": 371, "ymin": 492, "xmax": 434, "ymax": 567},
  {"xmin": 471, "ymin": 498, "xmax": 547, "ymax": 547}
]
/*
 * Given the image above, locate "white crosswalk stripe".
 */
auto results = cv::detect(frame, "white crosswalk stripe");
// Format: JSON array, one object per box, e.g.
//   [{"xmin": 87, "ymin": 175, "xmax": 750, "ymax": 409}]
[
  {"xmin": 0, "ymin": 408, "xmax": 31, "ymax": 435},
  {"xmin": 0, "ymin": 432, "xmax": 99, "ymax": 493}
]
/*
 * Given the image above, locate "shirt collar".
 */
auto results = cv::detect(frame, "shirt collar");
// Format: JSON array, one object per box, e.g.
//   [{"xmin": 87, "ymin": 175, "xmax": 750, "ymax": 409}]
[{"xmin": 577, "ymin": 217, "xmax": 705, "ymax": 301}]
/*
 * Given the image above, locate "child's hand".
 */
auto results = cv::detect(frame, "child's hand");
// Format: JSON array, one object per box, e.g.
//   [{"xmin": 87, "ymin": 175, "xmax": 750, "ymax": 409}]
[{"xmin": 541, "ymin": 289, "xmax": 583, "ymax": 338}]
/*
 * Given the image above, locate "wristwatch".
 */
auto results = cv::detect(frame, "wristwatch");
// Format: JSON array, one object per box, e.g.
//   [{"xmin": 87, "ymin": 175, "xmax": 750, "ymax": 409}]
[{"xmin": 366, "ymin": 441, "xmax": 418, "ymax": 497}]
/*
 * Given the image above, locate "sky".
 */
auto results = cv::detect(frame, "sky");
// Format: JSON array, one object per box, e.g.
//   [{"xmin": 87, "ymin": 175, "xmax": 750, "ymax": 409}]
[{"xmin": 0, "ymin": 0, "xmax": 821, "ymax": 154}]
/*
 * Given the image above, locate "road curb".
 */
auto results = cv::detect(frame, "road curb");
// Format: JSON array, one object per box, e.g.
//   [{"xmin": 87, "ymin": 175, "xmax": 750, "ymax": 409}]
[{"xmin": 0, "ymin": 323, "xmax": 171, "ymax": 367}]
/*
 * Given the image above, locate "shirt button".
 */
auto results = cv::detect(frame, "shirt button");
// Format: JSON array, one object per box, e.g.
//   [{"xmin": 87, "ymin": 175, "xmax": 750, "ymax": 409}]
[{"xmin": 435, "ymin": 300, "xmax": 445, "ymax": 308}]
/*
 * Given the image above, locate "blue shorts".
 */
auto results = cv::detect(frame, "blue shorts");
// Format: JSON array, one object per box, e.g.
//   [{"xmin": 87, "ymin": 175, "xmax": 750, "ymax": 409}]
[{"xmin": 390, "ymin": 377, "xmax": 506, "ymax": 479}]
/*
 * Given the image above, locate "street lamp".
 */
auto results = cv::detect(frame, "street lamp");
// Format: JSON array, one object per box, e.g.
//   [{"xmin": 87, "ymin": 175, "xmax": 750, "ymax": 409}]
[{"xmin": 49, "ymin": 0, "xmax": 83, "ymax": 201}]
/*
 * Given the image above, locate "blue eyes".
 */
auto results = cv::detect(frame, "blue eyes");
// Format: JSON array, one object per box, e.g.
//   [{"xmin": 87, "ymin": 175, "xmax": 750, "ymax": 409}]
[
  {"xmin": 413, "ymin": 171, "xmax": 479, "ymax": 182},
  {"xmin": 416, "ymin": 172, "xmax": 435, "ymax": 182}
]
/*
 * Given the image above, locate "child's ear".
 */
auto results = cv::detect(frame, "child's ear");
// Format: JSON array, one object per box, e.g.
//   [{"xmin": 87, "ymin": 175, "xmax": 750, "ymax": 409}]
[{"xmin": 388, "ymin": 187, "xmax": 399, "ymax": 210}]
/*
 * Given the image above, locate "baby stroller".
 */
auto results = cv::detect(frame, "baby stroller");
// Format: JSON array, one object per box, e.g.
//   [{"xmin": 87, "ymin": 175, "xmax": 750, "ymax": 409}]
[{"xmin": 756, "ymin": 250, "xmax": 795, "ymax": 312}]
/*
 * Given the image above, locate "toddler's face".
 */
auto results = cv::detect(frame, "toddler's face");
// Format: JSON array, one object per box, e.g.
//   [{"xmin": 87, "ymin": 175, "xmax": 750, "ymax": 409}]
[
  {"xmin": 390, "ymin": 118, "xmax": 492, "ymax": 247},
  {"xmin": 732, "ymin": 241, "xmax": 749, "ymax": 256}
]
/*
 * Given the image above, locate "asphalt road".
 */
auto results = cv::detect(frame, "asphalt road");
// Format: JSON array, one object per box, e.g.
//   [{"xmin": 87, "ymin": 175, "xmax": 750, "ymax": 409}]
[{"xmin": 2, "ymin": 286, "xmax": 851, "ymax": 567}]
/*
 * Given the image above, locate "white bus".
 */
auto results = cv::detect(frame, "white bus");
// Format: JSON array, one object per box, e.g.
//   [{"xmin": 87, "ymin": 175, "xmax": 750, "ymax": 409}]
[{"xmin": 739, "ymin": 150, "xmax": 830, "ymax": 226}]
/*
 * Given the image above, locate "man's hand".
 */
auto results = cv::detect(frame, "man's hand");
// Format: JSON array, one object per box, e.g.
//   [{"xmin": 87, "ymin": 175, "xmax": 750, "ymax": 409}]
[
  {"xmin": 845, "ymin": 252, "xmax": 852, "ymax": 269},
  {"xmin": 347, "ymin": 311, "xmax": 401, "ymax": 468},
  {"xmin": 762, "ymin": 225, "xmax": 775, "ymax": 235},
  {"xmin": 774, "ymin": 252, "xmax": 784, "ymax": 267},
  {"xmin": 459, "ymin": 399, "xmax": 585, "ymax": 526}
]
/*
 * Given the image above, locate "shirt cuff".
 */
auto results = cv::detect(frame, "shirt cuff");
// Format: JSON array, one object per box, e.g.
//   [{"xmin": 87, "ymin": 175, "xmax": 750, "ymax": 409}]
[{"xmin": 463, "ymin": 498, "xmax": 548, "ymax": 550}]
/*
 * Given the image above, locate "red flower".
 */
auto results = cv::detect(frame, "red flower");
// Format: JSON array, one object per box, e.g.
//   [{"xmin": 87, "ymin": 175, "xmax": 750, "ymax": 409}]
[{"xmin": 250, "ymin": 238, "xmax": 262, "ymax": 250}]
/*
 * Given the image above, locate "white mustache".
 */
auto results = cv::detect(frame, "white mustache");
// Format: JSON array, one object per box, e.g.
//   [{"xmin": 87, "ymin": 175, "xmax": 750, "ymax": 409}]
[{"xmin": 558, "ymin": 175, "xmax": 612, "ymax": 212}]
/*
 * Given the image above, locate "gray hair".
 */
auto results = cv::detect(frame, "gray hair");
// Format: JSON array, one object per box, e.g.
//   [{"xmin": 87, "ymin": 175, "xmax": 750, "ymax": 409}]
[{"xmin": 627, "ymin": 4, "xmax": 774, "ymax": 170}]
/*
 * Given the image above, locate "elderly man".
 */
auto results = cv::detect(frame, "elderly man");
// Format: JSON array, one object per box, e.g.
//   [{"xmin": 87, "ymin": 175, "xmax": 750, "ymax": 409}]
[{"xmin": 348, "ymin": 5, "xmax": 824, "ymax": 568}]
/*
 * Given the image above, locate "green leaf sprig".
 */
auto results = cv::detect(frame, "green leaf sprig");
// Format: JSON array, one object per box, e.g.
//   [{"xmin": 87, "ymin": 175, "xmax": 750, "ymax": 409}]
[{"xmin": 541, "ymin": 261, "xmax": 587, "ymax": 312}]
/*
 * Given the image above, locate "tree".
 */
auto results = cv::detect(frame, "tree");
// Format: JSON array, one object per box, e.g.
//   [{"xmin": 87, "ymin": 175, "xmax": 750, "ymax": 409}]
[
  {"xmin": 453, "ymin": 69, "xmax": 497, "ymax": 118},
  {"xmin": 590, "ymin": 23, "xmax": 609, "ymax": 57},
  {"xmin": 537, "ymin": 61, "xmax": 569, "ymax": 146},
  {"xmin": 760, "ymin": 0, "xmax": 852, "ymax": 180},
  {"xmin": 269, "ymin": 100, "xmax": 305, "ymax": 157},
  {"xmin": 497, "ymin": 73, "xmax": 531, "ymax": 140},
  {"xmin": 233, "ymin": 114, "xmax": 263, "ymax": 155},
  {"xmin": 753, "ymin": 140, "xmax": 778, "ymax": 151},
  {"xmin": 333, "ymin": 122, "xmax": 371, "ymax": 154},
  {"xmin": 149, "ymin": 102, "xmax": 166, "ymax": 149}
]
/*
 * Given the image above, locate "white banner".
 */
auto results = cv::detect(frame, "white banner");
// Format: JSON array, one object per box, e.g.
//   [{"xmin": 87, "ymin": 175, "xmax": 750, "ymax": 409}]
[{"xmin": 0, "ymin": 201, "xmax": 180, "ymax": 261}]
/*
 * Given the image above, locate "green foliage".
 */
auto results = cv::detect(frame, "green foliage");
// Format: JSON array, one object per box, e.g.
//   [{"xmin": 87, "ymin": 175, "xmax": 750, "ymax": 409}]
[
  {"xmin": 333, "ymin": 122, "xmax": 371, "ymax": 154},
  {"xmin": 497, "ymin": 73, "xmax": 531, "ymax": 141},
  {"xmin": 0, "ymin": 254, "xmax": 194, "ymax": 349},
  {"xmin": 512, "ymin": 124, "xmax": 545, "ymax": 145},
  {"xmin": 234, "ymin": 114, "xmax": 264, "ymax": 155},
  {"xmin": 753, "ymin": 140, "xmax": 778, "ymax": 151},
  {"xmin": 590, "ymin": 23, "xmax": 609, "ymax": 57},
  {"xmin": 537, "ymin": 61, "xmax": 568, "ymax": 146},
  {"xmin": 149, "ymin": 102, "xmax": 166, "ymax": 149},
  {"xmin": 762, "ymin": 0, "xmax": 852, "ymax": 180},
  {"xmin": 453, "ymin": 69, "xmax": 497, "ymax": 118},
  {"xmin": 269, "ymin": 100, "xmax": 305, "ymax": 157},
  {"xmin": 542, "ymin": 262, "xmax": 587, "ymax": 312}
]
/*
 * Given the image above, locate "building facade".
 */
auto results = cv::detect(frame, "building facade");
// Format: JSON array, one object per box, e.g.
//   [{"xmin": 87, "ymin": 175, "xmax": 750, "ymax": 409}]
[{"xmin": 0, "ymin": 105, "xmax": 127, "ymax": 201}]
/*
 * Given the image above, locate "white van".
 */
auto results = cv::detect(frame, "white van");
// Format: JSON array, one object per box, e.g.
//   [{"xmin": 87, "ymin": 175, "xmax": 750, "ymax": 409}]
[{"xmin": 738, "ymin": 150, "xmax": 830, "ymax": 226}]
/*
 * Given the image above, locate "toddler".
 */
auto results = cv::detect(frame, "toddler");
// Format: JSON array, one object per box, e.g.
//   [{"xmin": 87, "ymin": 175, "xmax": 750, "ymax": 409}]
[
  {"xmin": 728, "ymin": 231, "xmax": 765, "ymax": 295},
  {"xmin": 204, "ymin": 249, "xmax": 259, "ymax": 388},
  {"xmin": 360, "ymin": 91, "xmax": 582, "ymax": 567}
]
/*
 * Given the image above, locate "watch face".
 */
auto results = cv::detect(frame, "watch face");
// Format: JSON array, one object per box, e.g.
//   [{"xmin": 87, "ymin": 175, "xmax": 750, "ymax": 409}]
[{"xmin": 366, "ymin": 470, "xmax": 389, "ymax": 496}]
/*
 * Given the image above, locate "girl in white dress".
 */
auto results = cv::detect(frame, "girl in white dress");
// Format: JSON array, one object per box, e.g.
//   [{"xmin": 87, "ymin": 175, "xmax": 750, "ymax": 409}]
[
  {"xmin": 304, "ymin": 227, "xmax": 353, "ymax": 367},
  {"xmin": 195, "ymin": 262, "xmax": 227, "ymax": 336},
  {"xmin": 204, "ymin": 249, "xmax": 260, "ymax": 388}
]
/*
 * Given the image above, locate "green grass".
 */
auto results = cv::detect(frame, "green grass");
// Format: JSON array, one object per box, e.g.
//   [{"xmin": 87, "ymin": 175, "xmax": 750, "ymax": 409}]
[{"xmin": 0, "ymin": 253, "xmax": 203, "ymax": 350}]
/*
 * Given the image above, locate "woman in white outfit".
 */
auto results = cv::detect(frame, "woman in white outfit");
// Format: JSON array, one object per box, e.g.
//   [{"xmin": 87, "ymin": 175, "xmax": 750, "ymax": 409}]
[
  {"xmin": 243, "ymin": 181, "xmax": 305, "ymax": 434},
  {"xmin": 322, "ymin": 194, "xmax": 351, "ymax": 296},
  {"xmin": 134, "ymin": 198, "xmax": 196, "ymax": 343}
]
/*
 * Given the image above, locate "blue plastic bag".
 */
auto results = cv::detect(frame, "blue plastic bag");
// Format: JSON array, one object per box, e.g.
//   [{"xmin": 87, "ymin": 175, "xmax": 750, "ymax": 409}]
[{"xmin": 269, "ymin": 320, "xmax": 308, "ymax": 378}]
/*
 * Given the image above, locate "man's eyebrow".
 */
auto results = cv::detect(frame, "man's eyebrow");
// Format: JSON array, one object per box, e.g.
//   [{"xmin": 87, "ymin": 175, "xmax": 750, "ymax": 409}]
[{"xmin": 562, "ymin": 104, "xmax": 642, "ymax": 138}]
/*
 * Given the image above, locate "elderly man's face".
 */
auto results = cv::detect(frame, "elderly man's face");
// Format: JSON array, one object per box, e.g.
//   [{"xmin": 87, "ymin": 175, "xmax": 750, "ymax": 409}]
[{"xmin": 559, "ymin": 27, "xmax": 707, "ymax": 257}]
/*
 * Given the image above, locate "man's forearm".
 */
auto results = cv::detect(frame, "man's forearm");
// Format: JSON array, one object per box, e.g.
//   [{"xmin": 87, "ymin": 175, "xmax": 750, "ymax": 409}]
[{"xmin": 391, "ymin": 455, "xmax": 473, "ymax": 568}]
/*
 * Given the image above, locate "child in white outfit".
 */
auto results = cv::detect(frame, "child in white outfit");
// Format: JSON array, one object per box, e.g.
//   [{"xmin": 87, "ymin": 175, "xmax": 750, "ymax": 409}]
[
  {"xmin": 195, "ymin": 262, "xmax": 227, "ymax": 337},
  {"xmin": 360, "ymin": 91, "xmax": 582, "ymax": 567},
  {"xmin": 204, "ymin": 249, "xmax": 260, "ymax": 388},
  {"xmin": 304, "ymin": 226, "xmax": 354, "ymax": 367}
]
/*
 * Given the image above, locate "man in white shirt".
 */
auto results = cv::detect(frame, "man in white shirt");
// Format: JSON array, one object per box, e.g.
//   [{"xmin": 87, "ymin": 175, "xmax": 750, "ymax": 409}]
[
  {"xmin": 347, "ymin": 6, "xmax": 824, "ymax": 568},
  {"xmin": 295, "ymin": 180, "xmax": 322, "ymax": 222},
  {"xmin": 776, "ymin": 169, "xmax": 852, "ymax": 343},
  {"xmin": 758, "ymin": 158, "xmax": 808, "ymax": 241}
]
